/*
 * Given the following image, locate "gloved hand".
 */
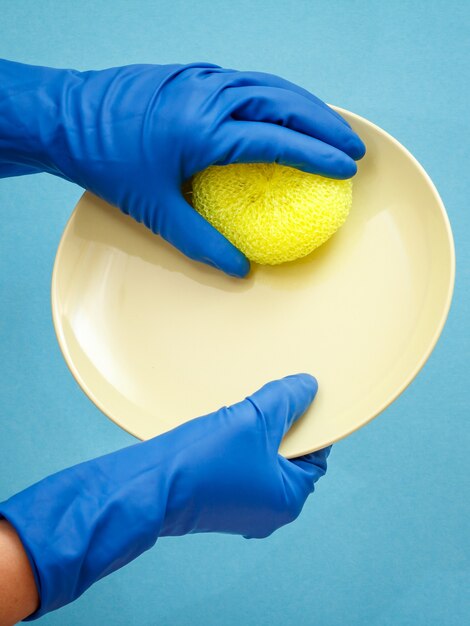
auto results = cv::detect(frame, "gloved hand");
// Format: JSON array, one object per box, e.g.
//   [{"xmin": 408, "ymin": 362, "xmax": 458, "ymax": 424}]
[
  {"xmin": 0, "ymin": 59, "xmax": 365, "ymax": 276},
  {"xmin": 0, "ymin": 374, "xmax": 329, "ymax": 620}
]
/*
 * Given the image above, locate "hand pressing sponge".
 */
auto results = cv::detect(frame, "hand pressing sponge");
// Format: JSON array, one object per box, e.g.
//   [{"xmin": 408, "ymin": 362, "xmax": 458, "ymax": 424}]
[{"xmin": 192, "ymin": 163, "xmax": 353, "ymax": 265}]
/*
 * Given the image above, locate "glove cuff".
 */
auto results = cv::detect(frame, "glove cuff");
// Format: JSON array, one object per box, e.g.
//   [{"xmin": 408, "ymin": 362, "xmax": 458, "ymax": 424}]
[
  {"xmin": 0, "ymin": 59, "xmax": 81, "ymax": 179},
  {"xmin": 0, "ymin": 440, "xmax": 171, "ymax": 619}
]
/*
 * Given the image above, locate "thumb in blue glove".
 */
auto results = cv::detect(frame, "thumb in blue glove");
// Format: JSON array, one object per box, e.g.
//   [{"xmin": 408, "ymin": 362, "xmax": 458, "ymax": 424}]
[
  {"xmin": 0, "ymin": 59, "xmax": 365, "ymax": 277},
  {"xmin": 0, "ymin": 374, "xmax": 330, "ymax": 620}
]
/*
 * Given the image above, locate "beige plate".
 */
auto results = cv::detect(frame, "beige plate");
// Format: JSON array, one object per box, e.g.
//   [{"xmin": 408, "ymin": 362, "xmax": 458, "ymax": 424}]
[{"xmin": 51, "ymin": 107, "xmax": 455, "ymax": 458}]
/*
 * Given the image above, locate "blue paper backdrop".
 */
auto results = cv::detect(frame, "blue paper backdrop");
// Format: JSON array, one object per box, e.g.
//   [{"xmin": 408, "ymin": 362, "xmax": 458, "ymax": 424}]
[{"xmin": 0, "ymin": 1, "xmax": 468, "ymax": 624}]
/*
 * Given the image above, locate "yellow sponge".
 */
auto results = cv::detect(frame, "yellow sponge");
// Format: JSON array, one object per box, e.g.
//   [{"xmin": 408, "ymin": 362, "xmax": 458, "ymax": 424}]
[{"xmin": 192, "ymin": 163, "xmax": 353, "ymax": 265}]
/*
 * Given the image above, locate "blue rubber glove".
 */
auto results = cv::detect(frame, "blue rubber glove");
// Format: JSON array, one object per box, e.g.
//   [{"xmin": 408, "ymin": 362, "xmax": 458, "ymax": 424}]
[
  {"xmin": 0, "ymin": 374, "xmax": 329, "ymax": 620},
  {"xmin": 0, "ymin": 59, "xmax": 365, "ymax": 277}
]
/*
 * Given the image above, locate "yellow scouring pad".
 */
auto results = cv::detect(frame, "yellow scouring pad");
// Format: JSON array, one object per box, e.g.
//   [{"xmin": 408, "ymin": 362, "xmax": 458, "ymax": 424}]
[{"xmin": 192, "ymin": 163, "xmax": 353, "ymax": 265}]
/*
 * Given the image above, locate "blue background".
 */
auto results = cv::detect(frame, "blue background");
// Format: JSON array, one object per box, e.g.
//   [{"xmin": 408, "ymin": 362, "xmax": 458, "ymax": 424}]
[{"xmin": 0, "ymin": 1, "xmax": 468, "ymax": 624}]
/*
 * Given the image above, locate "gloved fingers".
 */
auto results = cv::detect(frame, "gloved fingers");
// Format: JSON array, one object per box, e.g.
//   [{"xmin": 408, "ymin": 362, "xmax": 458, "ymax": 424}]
[
  {"xmin": 246, "ymin": 374, "xmax": 318, "ymax": 448},
  {"xmin": 226, "ymin": 69, "xmax": 352, "ymax": 129},
  {"xmin": 289, "ymin": 445, "xmax": 332, "ymax": 481},
  {"xmin": 159, "ymin": 191, "xmax": 250, "ymax": 277},
  {"xmin": 220, "ymin": 120, "xmax": 357, "ymax": 179},
  {"xmin": 225, "ymin": 85, "xmax": 365, "ymax": 160},
  {"xmin": 276, "ymin": 445, "xmax": 331, "ymax": 506}
]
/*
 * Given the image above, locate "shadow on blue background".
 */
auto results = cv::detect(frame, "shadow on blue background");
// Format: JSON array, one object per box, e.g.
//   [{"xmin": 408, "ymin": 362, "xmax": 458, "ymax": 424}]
[{"xmin": 0, "ymin": 1, "xmax": 468, "ymax": 624}]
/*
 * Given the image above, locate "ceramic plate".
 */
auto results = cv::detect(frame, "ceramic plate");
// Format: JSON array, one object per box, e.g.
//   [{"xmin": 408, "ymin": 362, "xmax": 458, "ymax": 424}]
[{"xmin": 51, "ymin": 107, "xmax": 455, "ymax": 458}]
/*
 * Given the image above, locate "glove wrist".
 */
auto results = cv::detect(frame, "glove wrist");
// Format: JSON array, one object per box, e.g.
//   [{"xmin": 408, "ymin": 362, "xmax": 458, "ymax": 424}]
[
  {"xmin": 0, "ymin": 438, "xmax": 173, "ymax": 619},
  {"xmin": 0, "ymin": 59, "xmax": 80, "ymax": 179}
]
